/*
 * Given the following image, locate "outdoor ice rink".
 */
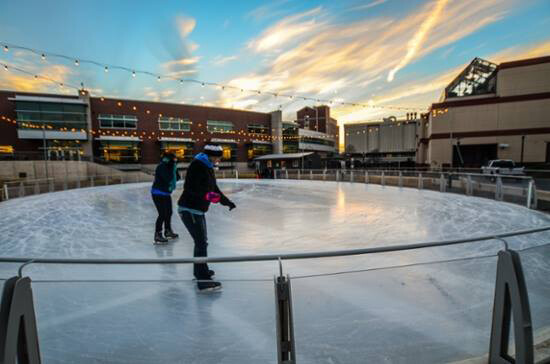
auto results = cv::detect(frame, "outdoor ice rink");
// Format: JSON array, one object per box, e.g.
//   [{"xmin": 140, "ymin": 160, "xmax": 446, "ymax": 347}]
[{"xmin": 1, "ymin": 179, "xmax": 549, "ymax": 363}]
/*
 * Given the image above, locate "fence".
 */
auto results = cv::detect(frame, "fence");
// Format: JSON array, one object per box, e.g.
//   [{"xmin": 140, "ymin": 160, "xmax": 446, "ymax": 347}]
[
  {"xmin": 1, "ymin": 225, "xmax": 550, "ymax": 363},
  {"xmin": 0, "ymin": 169, "xmax": 248, "ymax": 201},
  {"xmin": 273, "ymin": 169, "xmax": 539, "ymax": 210}
]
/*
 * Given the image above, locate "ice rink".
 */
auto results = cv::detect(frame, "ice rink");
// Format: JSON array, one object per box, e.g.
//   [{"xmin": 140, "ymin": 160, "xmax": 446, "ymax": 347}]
[{"xmin": 1, "ymin": 179, "xmax": 549, "ymax": 363}]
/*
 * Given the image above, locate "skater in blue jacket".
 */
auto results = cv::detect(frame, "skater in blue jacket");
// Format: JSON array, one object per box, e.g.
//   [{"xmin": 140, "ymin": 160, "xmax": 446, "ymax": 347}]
[{"xmin": 177, "ymin": 143, "xmax": 236, "ymax": 292}]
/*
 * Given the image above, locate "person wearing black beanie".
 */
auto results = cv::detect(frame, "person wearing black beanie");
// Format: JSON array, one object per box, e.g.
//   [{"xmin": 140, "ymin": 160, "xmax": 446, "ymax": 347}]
[
  {"xmin": 177, "ymin": 142, "xmax": 236, "ymax": 292},
  {"xmin": 151, "ymin": 152, "xmax": 180, "ymax": 244}
]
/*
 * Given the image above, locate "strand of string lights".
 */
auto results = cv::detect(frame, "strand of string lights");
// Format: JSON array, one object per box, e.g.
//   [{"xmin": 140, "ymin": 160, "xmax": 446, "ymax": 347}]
[{"xmin": 1, "ymin": 41, "xmax": 427, "ymax": 112}]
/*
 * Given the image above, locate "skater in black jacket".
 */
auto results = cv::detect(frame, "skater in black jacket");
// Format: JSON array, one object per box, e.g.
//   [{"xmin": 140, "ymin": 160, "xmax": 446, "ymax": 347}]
[
  {"xmin": 177, "ymin": 143, "xmax": 236, "ymax": 292},
  {"xmin": 151, "ymin": 152, "xmax": 180, "ymax": 244}
]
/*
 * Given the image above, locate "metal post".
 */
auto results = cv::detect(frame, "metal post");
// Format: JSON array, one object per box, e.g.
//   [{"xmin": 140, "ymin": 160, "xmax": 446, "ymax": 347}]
[
  {"xmin": 297, "ymin": 169, "xmax": 300, "ymax": 180},
  {"xmin": 439, "ymin": 173, "xmax": 446, "ymax": 192},
  {"xmin": 19, "ymin": 182, "xmax": 25, "ymax": 197},
  {"xmin": 90, "ymin": 176, "xmax": 95, "ymax": 188},
  {"xmin": 310, "ymin": 170, "xmax": 313, "ymax": 180},
  {"xmin": 274, "ymin": 274, "xmax": 296, "ymax": 364},
  {"xmin": 34, "ymin": 182, "xmax": 39, "ymax": 195},
  {"xmin": 495, "ymin": 176, "xmax": 503, "ymax": 201},
  {"xmin": 323, "ymin": 170, "xmax": 326, "ymax": 181},
  {"xmin": 105, "ymin": 175, "xmax": 109, "ymax": 186},
  {"xmin": 0, "ymin": 276, "xmax": 42, "ymax": 364},
  {"xmin": 120, "ymin": 175, "xmax": 124, "ymax": 184},
  {"xmin": 467, "ymin": 175, "xmax": 473, "ymax": 196},
  {"xmin": 365, "ymin": 170, "xmax": 369, "ymax": 184},
  {"xmin": 398, "ymin": 171, "xmax": 403, "ymax": 188},
  {"xmin": 76, "ymin": 160, "xmax": 81, "ymax": 189},
  {"xmin": 489, "ymin": 249, "xmax": 533, "ymax": 364},
  {"xmin": 48, "ymin": 179, "xmax": 54, "ymax": 193},
  {"xmin": 381, "ymin": 171, "xmax": 385, "ymax": 186},
  {"xmin": 3, "ymin": 184, "xmax": 9, "ymax": 200},
  {"xmin": 350, "ymin": 171, "xmax": 354, "ymax": 182},
  {"xmin": 235, "ymin": 170, "xmax": 239, "ymax": 179},
  {"xmin": 418, "ymin": 173, "xmax": 423, "ymax": 189},
  {"xmin": 285, "ymin": 170, "xmax": 289, "ymax": 179},
  {"xmin": 222, "ymin": 171, "xmax": 225, "ymax": 179}
]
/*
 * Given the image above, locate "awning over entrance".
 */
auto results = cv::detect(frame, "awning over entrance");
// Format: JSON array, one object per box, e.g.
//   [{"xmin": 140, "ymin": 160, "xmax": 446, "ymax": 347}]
[
  {"xmin": 254, "ymin": 152, "xmax": 313, "ymax": 161},
  {"xmin": 158, "ymin": 137, "xmax": 194, "ymax": 143}
]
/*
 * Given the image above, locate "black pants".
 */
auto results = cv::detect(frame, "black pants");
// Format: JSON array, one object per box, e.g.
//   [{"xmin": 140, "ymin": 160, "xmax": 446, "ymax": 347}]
[
  {"xmin": 152, "ymin": 194, "xmax": 172, "ymax": 233},
  {"xmin": 179, "ymin": 211, "xmax": 210, "ymax": 280}
]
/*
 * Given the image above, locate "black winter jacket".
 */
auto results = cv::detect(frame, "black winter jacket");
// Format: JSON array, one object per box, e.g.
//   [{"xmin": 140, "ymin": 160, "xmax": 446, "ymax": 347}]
[
  {"xmin": 152, "ymin": 161, "xmax": 180, "ymax": 193},
  {"xmin": 177, "ymin": 159, "xmax": 233, "ymax": 212}
]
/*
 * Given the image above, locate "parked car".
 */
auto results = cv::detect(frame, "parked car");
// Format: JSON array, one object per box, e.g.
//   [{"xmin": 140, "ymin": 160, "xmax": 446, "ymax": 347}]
[{"xmin": 481, "ymin": 160, "xmax": 525, "ymax": 176}]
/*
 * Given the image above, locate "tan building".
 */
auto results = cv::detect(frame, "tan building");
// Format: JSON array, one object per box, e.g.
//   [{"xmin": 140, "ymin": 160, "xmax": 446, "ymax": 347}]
[{"xmin": 425, "ymin": 56, "xmax": 550, "ymax": 168}]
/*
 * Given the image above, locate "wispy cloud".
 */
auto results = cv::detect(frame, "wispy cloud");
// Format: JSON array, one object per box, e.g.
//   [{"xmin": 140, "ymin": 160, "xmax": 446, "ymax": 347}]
[
  {"xmin": 212, "ymin": 55, "xmax": 238, "ymax": 66},
  {"xmin": 349, "ymin": 0, "xmax": 388, "ymax": 11},
  {"xmin": 246, "ymin": 0, "xmax": 293, "ymax": 22},
  {"xmin": 219, "ymin": 0, "xmax": 516, "ymax": 115},
  {"xmin": 160, "ymin": 15, "xmax": 200, "ymax": 78},
  {"xmin": 248, "ymin": 7, "xmax": 324, "ymax": 53},
  {"xmin": 387, "ymin": 0, "xmax": 449, "ymax": 82}
]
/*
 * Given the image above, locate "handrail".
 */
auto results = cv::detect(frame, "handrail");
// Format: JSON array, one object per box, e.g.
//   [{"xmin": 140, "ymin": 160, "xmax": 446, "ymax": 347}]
[{"xmin": 1, "ymin": 225, "xmax": 549, "ymax": 265}]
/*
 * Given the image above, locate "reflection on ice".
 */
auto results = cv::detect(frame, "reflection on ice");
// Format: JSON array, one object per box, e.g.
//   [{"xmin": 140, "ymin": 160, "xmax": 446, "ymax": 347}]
[{"xmin": 0, "ymin": 180, "xmax": 549, "ymax": 363}]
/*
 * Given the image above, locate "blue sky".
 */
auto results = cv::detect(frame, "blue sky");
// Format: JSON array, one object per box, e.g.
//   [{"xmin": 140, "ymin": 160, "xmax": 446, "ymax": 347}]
[{"xmin": 1, "ymin": 0, "xmax": 549, "ymax": 128}]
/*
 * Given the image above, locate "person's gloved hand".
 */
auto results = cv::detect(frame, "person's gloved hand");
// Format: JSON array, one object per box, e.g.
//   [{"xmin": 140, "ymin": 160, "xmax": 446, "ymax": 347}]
[
  {"xmin": 205, "ymin": 192, "xmax": 221, "ymax": 203},
  {"xmin": 227, "ymin": 201, "xmax": 236, "ymax": 211}
]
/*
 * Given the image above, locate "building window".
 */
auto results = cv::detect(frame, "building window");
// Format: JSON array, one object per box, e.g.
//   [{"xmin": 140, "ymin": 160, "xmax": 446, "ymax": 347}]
[
  {"xmin": 159, "ymin": 117, "xmax": 191, "ymax": 131},
  {"xmin": 207, "ymin": 120, "xmax": 233, "ymax": 133},
  {"xmin": 0, "ymin": 145, "xmax": 14, "ymax": 154},
  {"xmin": 98, "ymin": 114, "xmax": 138, "ymax": 129},
  {"xmin": 247, "ymin": 144, "xmax": 272, "ymax": 160},
  {"xmin": 247, "ymin": 124, "xmax": 269, "ymax": 135},
  {"xmin": 100, "ymin": 141, "xmax": 141, "ymax": 163},
  {"xmin": 160, "ymin": 142, "xmax": 194, "ymax": 161},
  {"xmin": 16, "ymin": 101, "xmax": 87, "ymax": 132}
]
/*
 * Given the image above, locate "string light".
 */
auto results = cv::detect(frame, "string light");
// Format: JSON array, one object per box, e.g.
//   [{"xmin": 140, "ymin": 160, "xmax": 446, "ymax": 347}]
[
  {"xmin": 41, "ymin": 53, "xmax": 46, "ymax": 60},
  {"xmin": 3, "ymin": 65, "xmax": 7, "ymax": 71},
  {"xmin": 104, "ymin": 66, "xmax": 108, "ymax": 73},
  {"xmin": 74, "ymin": 60, "xmax": 79, "ymax": 66},
  {"xmin": 3, "ymin": 45, "xmax": 7, "ymax": 52},
  {"xmin": 132, "ymin": 71, "xmax": 136, "ymax": 77}
]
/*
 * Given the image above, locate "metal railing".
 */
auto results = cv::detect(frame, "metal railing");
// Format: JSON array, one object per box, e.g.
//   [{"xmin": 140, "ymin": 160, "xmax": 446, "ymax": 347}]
[
  {"xmin": 272, "ymin": 169, "xmax": 539, "ymax": 210},
  {"xmin": 1, "ymin": 225, "xmax": 549, "ymax": 363}
]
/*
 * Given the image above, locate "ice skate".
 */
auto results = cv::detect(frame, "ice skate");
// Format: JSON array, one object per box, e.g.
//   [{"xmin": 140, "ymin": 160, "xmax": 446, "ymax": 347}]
[
  {"xmin": 164, "ymin": 228, "xmax": 179, "ymax": 240},
  {"xmin": 196, "ymin": 279, "xmax": 222, "ymax": 293},
  {"xmin": 153, "ymin": 231, "xmax": 169, "ymax": 245},
  {"xmin": 193, "ymin": 270, "xmax": 215, "ymax": 280}
]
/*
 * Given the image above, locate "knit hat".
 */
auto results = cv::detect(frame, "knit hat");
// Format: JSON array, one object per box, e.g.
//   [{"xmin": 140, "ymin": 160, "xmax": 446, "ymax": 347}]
[
  {"xmin": 203, "ymin": 142, "xmax": 223, "ymax": 157},
  {"xmin": 162, "ymin": 152, "xmax": 176, "ymax": 163}
]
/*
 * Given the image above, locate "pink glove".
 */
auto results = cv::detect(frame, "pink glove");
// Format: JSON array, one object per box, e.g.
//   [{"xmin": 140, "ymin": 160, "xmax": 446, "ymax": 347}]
[{"xmin": 205, "ymin": 192, "xmax": 221, "ymax": 203}]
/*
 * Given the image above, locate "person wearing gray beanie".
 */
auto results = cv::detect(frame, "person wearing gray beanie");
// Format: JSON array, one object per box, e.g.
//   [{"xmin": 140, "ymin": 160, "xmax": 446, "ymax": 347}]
[{"xmin": 176, "ymin": 142, "xmax": 236, "ymax": 292}]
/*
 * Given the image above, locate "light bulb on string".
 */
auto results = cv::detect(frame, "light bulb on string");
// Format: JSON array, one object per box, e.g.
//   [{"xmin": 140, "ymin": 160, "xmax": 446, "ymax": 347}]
[
  {"xmin": 132, "ymin": 71, "xmax": 136, "ymax": 77},
  {"xmin": 157, "ymin": 76, "xmax": 161, "ymax": 82},
  {"xmin": 104, "ymin": 66, "xmax": 108, "ymax": 73},
  {"xmin": 3, "ymin": 65, "xmax": 7, "ymax": 71},
  {"xmin": 41, "ymin": 54, "xmax": 46, "ymax": 60},
  {"xmin": 74, "ymin": 60, "xmax": 79, "ymax": 66},
  {"xmin": 3, "ymin": 45, "xmax": 8, "ymax": 52}
]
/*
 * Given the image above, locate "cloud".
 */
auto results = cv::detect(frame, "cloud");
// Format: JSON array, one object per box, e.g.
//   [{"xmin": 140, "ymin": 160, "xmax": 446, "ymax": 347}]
[
  {"xmin": 217, "ymin": 0, "xmax": 517, "ymax": 118},
  {"xmin": 212, "ymin": 55, "xmax": 238, "ymax": 66},
  {"xmin": 349, "ymin": 0, "xmax": 388, "ymax": 11},
  {"xmin": 247, "ymin": 0, "xmax": 293, "ymax": 22},
  {"xmin": 177, "ymin": 17, "xmax": 196, "ymax": 38},
  {"xmin": 248, "ymin": 7, "xmax": 324, "ymax": 52},
  {"xmin": 387, "ymin": 0, "xmax": 449, "ymax": 82}
]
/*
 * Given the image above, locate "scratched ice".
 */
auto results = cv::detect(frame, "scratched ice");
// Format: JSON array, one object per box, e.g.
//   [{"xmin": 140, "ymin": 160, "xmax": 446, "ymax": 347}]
[{"xmin": 0, "ymin": 180, "xmax": 549, "ymax": 363}]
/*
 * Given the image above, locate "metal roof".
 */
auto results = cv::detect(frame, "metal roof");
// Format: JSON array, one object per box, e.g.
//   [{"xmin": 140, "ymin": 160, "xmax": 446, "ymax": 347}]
[{"xmin": 254, "ymin": 152, "xmax": 314, "ymax": 161}]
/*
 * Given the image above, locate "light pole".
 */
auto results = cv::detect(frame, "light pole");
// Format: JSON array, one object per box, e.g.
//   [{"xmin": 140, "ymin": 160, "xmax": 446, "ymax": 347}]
[{"xmin": 42, "ymin": 122, "xmax": 49, "ymax": 180}]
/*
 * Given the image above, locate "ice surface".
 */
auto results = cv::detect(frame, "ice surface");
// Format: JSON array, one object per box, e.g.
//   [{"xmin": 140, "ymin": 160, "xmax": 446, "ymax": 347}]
[{"xmin": 0, "ymin": 180, "xmax": 549, "ymax": 363}]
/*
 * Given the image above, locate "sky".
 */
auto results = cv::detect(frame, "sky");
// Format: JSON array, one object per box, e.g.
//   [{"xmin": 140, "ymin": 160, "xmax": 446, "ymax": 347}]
[{"xmin": 1, "ymin": 0, "xmax": 550, "ymax": 143}]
